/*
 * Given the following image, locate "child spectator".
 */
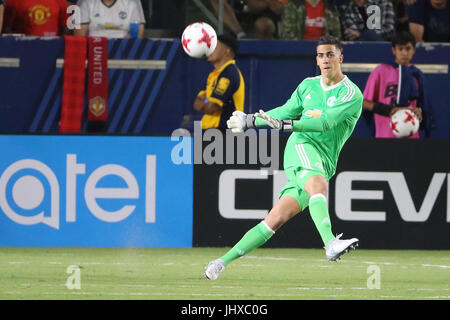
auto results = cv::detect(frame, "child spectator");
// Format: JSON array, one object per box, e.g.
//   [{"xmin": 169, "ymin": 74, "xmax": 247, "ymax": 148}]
[{"xmin": 74, "ymin": 0, "xmax": 146, "ymax": 38}]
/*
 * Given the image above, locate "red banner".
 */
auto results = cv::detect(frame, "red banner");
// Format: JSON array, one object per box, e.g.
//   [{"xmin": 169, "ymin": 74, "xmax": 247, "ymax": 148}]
[
  {"xmin": 87, "ymin": 37, "xmax": 108, "ymax": 122},
  {"xmin": 60, "ymin": 36, "xmax": 87, "ymax": 133}
]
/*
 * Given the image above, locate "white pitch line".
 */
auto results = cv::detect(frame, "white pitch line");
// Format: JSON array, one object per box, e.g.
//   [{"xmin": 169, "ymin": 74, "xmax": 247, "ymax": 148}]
[
  {"xmin": 244, "ymin": 256, "xmax": 299, "ymax": 261},
  {"xmin": 421, "ymin": 264, "xmax": 450, "ymax": 269}
]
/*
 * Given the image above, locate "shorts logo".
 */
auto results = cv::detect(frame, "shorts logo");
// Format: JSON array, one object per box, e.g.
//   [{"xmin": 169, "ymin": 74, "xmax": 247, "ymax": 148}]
[{"xmin": 315, "ymin": 162, "xmax": 323, "ymax": 169}]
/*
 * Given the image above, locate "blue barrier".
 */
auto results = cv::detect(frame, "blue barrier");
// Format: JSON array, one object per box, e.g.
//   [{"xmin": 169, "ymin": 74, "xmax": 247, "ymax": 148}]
[
  {"xmin": 0, "ymin": 37, "xmax": 448, "ymax": 137},
  {"xmin": 0, "ymin": 135, "xmax": 193, "ymax": 247}
]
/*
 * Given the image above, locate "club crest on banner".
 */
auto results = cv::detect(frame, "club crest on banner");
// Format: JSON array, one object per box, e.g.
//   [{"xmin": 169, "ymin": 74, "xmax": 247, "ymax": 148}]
[{"xmin": 89, "ymin": 96, "xmax": 106, "ymax": 117}]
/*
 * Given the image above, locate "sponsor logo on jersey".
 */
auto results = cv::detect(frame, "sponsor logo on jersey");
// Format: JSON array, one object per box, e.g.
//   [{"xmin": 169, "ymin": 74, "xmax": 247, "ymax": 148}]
[
  {"xmin": 304, "ymin": 109, "xmax": 322, "ymax": 118},
  {"xmin": 299, "ymin": 170, "xmax": 309, "ymax": 179},
  {"xmin": 214, "ymin": 77, "xmax": 230, "ymax": 96},
  {"xmin": 118, "ymin": 11, "xmax": 127, "ymax": 20}
]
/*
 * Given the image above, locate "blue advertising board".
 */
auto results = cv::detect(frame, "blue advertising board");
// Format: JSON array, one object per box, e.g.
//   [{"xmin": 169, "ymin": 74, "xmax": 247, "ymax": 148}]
[{"xmin": 0, "ymin": 135, "xmax": 193, "ymax": 247}]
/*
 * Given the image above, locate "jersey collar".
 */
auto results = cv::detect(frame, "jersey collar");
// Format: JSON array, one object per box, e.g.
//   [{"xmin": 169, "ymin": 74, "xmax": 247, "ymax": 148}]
[
  {"xmin": 215, "ymin": 59, "xmax": 235, "ymax": 72},
  {"xmin": 320, "ymin": 75, "xmax": 348, "ymax": 91},
  {"xmin": 101, "ymin": 0, "xmax": 117, "ymax": 8}
]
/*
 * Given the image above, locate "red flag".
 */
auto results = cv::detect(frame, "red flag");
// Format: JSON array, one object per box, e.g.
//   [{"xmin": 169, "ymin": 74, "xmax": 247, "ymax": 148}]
[
  {"xmin": 87, "ymin": 37, "xmax": 108, "ymax": 122},
  {"xmin": 60, "ymin": 36, "xmax": 87, "ymax": 133}
]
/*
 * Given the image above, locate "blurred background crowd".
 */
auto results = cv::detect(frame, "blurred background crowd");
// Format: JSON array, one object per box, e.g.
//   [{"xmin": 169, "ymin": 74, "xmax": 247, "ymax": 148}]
[{"xmin": 0, "ymin": 0, "xmax": 448, "ymax": 42}]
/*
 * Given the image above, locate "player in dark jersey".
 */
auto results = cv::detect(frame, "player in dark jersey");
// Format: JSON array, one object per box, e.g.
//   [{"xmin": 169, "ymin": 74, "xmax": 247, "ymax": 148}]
[{"xmin": 194, "ymin": 34, "xmax": 245, "ymax": 130}]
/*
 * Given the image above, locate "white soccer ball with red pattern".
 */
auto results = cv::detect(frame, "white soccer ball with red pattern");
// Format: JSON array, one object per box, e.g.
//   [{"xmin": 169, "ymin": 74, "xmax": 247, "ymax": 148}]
[
  {"xmin": 390, "ymin": 109, "xmax": 420, "ymax": 138},
  {"xmin": 181, "ymin": 22, "xmax": 217, "ymax": 58}
]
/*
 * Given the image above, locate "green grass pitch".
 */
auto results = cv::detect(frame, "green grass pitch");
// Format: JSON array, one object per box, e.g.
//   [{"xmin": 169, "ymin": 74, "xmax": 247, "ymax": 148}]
[{"xmin": 0, "ymin": 247, "xmax": 449, "ymax": 300}]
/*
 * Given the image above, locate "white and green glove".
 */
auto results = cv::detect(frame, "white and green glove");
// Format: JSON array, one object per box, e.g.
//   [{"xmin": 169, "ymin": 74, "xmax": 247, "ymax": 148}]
[
  {"xmin": 255, "ymin": 109, "xmax": 293, "ymax": 131},
  {"xmin": 227, "ymin": 111, "xmax": 256, "ymax": 133}
]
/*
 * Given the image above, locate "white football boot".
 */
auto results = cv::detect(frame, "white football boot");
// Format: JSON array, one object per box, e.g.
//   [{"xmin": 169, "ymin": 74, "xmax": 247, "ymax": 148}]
[
  {"xmin": 204, "ymin": 259, "xmax": 226, "ymax": 280},
  {"xmin": 325, "ymin": 233, "xmax": 359, "ymax": 262}
]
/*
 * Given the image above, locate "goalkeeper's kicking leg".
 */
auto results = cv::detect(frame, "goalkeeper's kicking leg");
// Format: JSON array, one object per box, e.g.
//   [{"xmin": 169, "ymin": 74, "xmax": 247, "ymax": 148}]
[
  {"xmin": 204, "ymin": 195, "xmax": 301, "ymax": 280},
  {"xmin": 303, "ymin": 175, "xmax": 359, "ymax": 262},
  {"xmin": 204, "ymin": 174, "xmax": 359, "ymax": 280}
]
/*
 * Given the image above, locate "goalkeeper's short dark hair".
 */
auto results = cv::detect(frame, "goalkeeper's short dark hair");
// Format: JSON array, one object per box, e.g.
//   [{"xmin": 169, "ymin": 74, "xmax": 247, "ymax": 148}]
[
  {"xmin": 317, "ymin": 35, "xmax": 343, "ymax": 53},
  {"xmin": 392, "ymin": 31, "xmax": 416, "ymax": 48}
]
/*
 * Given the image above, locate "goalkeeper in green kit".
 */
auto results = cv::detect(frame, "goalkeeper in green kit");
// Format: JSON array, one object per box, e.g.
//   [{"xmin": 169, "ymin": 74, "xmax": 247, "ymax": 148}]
[{"xmin": 204, "ymin": 36, "xmax": 363, "ymax": 280}]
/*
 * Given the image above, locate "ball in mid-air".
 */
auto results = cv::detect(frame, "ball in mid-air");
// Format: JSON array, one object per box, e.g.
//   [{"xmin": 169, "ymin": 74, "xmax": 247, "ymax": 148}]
[
  {"xmin": 181, "ymin": 22, "xmax": 217, "ymax": 58},
  {"xmin": 390, "ymin": 108, "xmax": 420, "ymax": 137}
]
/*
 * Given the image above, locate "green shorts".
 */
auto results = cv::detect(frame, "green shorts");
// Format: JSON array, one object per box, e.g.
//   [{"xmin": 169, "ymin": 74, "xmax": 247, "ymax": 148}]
[{"xmin": 279, "ymin": 143, "xmax": 328, "ymax": 211}]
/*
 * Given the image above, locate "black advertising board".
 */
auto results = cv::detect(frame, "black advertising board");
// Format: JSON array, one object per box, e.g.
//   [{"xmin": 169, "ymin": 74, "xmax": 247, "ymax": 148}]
[{"xmin": 194, "ymin": 134, "xmax": 450, "ymax": 249}]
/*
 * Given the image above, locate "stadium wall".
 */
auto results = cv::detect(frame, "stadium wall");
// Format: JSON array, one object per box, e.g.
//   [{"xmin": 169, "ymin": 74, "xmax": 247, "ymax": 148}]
[
  {"xmin": 0, "ymin": 37, "xmax": 449, "ymax": 137},
  {"xmin": 194, "ymin": 135, "xmax": 450, "ymax": 250},
  {"xmin": 0, "ymin": 37, "xmax": 448, "ymax": 249},
  {"xmin": 0, "ymin": 134, "xmax": 448, "ymax": 249},
  {"xmin": 0, "ymin": 135, "xmax": 193, "ymax": 247}
]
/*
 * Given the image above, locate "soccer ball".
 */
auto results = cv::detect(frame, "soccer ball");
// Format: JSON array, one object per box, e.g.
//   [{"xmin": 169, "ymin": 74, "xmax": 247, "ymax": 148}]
[
  {"xmin": 181, "ymin": 22, "xmax": 217, "ymax": 58},
  {"xmin": 390, "ymin": 109, "xmax": 420, "ymax": 138}
]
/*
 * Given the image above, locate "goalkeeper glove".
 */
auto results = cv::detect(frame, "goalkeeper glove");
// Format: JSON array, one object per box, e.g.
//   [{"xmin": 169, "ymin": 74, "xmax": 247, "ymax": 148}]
[
  {"xmin": 255, "ymin": 109, "xmax": 293, "ymax": 132},
  {"xmin": 227, "ymin": 111, "xmax": 256, "ymax": 133}
]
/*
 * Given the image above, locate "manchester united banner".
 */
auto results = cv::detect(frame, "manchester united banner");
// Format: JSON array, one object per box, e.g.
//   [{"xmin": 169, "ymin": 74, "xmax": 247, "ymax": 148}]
[{"xmin": 87, "ymin": 37, "xmax": 108, "ymax": 122}]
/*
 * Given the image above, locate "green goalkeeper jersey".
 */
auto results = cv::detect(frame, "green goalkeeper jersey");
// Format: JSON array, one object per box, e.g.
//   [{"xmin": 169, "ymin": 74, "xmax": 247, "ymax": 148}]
[{"xmin": 257, "ymin": 75, "xmax": 363, "ymax": 179}]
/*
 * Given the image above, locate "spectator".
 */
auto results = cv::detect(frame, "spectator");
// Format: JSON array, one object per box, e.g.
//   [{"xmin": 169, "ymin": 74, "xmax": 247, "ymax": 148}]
[
  {"xmin": 407, "ymin": 0, "xmax": 450, "ymax": 42},
  {"xmin": 3, "ymin": 0, "xmax": 70, "ymax": 36},
  {"xmin": 341, "ymin": 0, "xmax": 395, "ymax": 41},
  {"xmin": 0, "ymin": 0, "xmax": 4, "ymax": 34},
  {"xmin": 279, "ymin": 0, "xmax": 341, "ymax": 40},
  {"xmin": 74, "ymin": 0, "xmax": 146, "ymax": 38},
  {"xmin": 193, "ymin": 34, "xmax": 245, "ymax": 131},
  {"xmin": 245, "ymin": 0, "xmax": 287, "ymax": 39},
  {"xmin": 186, "ymin": 0, "xmax": 247, "ymax": 39},
  {"xmin": 362, "ymin": 31, "xmax": 435, "ymax": 138},
  {"xmin": 393, "ymin": 0, "xmax": 411, "ymax": 33}
]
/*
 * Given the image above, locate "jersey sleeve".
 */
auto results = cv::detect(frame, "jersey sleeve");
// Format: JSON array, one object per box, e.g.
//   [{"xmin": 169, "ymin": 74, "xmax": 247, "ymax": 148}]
[
  {"xmin": 363, "ymin": 65, "xmax": 381, "ymax": 102},
  {"xmin": 134, "ymin": 0, "xmax": 147, "ymax": 23},
  {"xmin": 255, "ymin": 81, "xmax": 304, "ymax": 126},
  {"xmin": 293, "ymin": 84, "xmax": 363, "ymax": 132},
  {"xmin": 78, "ymin": 0, "xmax": 90, "ymax": 24},
  {"xmin": 129, "ymin": 1, "xmax": 143, "ymax": 23},
  {"xmin": 208, "ymin": 65, "xmax": 239, "ymax": 107}
]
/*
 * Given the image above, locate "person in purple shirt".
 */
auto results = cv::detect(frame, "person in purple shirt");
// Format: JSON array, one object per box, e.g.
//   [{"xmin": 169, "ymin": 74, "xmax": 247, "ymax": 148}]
[
  {"xmin": 407, "ymin": 0, "xmax": 450, "ymax": 42},
  {"xmin": 362, "ymin": 31, "xmax": 435, "ymax": 138}
]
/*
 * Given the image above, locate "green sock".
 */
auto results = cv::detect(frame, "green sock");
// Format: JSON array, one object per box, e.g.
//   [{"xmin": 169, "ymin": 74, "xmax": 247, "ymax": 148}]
[
  {"xmin": 220, "ymin": 221, "xmax": 274, "ymax": 265},
  {"xmin": 308, "ymin": 194, "xmax": 335, "ymax": 246}
]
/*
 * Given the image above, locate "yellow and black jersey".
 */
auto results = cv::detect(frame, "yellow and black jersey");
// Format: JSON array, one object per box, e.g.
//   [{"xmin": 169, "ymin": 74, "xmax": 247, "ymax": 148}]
[{"xmin": 198, "ymin": 59, "xmax": 245, "ymax": 129}]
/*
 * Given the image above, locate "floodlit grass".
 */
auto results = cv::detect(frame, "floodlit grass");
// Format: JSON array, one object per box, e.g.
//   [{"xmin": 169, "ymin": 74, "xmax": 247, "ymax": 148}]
[{"xmin": 0, "ymin": 247, "xmax": 449, "ymax": 300}]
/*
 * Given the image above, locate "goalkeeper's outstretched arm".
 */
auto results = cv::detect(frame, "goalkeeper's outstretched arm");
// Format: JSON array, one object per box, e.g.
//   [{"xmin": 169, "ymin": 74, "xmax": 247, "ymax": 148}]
[{"xmin": 256, "ymin": 93, "xmax": 363, "ymax": 133}]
